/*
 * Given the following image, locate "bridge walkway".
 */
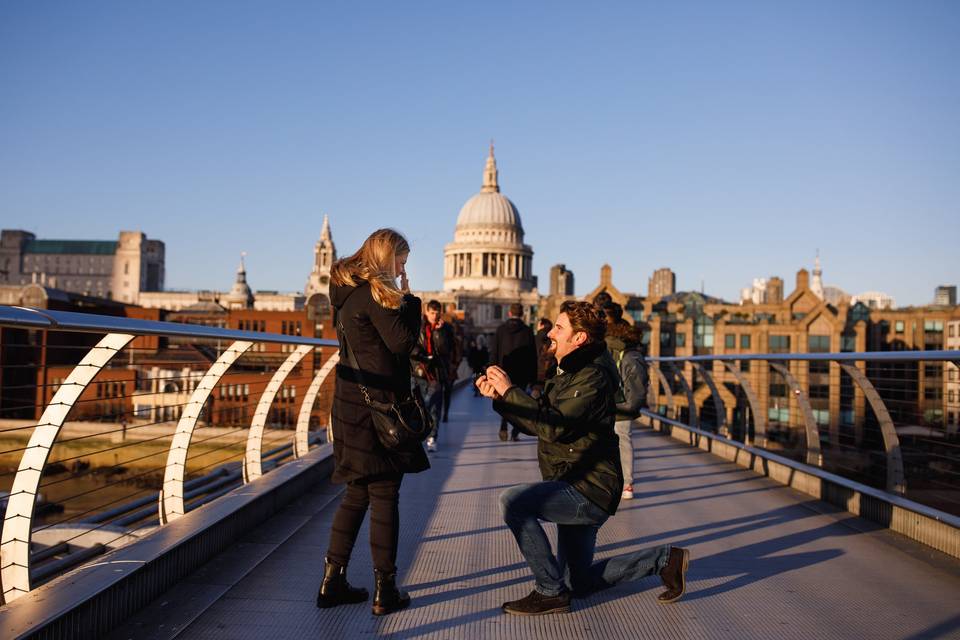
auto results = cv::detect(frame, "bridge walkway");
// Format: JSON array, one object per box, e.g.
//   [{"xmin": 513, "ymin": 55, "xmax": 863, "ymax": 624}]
[{"xmin": 108, "ymin": 389, "xmax": 960, "ymax": 640}]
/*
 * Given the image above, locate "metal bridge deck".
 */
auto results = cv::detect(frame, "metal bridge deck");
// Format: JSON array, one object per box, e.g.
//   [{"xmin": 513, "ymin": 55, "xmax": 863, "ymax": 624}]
[{"xmin": 108, "ymin": 390, "xmax": 960, "ymax": 640}]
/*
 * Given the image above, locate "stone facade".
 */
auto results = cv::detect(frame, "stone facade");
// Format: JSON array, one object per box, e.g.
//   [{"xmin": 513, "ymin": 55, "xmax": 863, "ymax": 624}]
[{"xmin": 0, "ymin": 229, "xmax": 164, "ymax": 303}]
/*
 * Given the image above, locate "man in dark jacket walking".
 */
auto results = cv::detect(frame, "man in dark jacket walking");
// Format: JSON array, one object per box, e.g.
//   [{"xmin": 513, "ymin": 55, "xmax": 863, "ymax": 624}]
[
  {"xmin": 491, "ymin": 303, "xmax": 537, "ymax": 441},
  {"xmin": 477, "ymin": 301, "xmax": 689, "ymax": 615}
]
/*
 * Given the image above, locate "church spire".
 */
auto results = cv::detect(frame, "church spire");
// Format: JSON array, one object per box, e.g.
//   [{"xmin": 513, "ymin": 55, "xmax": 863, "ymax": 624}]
[
  {"xmin": 320, "ymin": 214, "xmax": 331, "ymax": 241},
  {"xmin": 226, "ymin": 251, "xmax": 254, "ymax": 309},
  {"xmin": 482, "ymin": 140, "xmax": 499, "ymax": 193},
  {"xmin": 811, "ymin": 249, "xmax": 824, "ymax": 300}
]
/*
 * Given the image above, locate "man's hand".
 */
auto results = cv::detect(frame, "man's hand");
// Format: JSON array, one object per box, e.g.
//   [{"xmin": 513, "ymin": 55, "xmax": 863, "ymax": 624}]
[
  {"xmin": 475, "ymin": 374, "xmax": 499, "ymax": 399},
  {"xmin": 484, "ymin": 366, "xmax": 514, "ymax": 397}
]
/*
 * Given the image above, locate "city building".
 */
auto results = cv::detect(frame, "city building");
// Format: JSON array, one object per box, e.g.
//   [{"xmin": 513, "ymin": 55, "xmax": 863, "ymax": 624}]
[
  {"xmin": 851, "ymin": 291, "xmax": 895, "ymax": 310},
  {"xmin": 648, "ymin": 267, "xmax": 676, "ymax": 299},
  {"xmin": 575, "ymin": 264, "xmax": 960, "ymax": 454},
  {"xmin": 584, "ymin": 264, "xmax": 645, "ymax": 324},
  {"xmin": 549, "ymin": 264, "xmax": 574, "ymax": 297},
  {"xmin": 0, "ymin": 229, "xmax": 165, "ymax": 303},
  {"xmin": 740, "ymin": 276, "xmax": 784, "ymax": 305},
  {"xmin": 935, "ymin": 285, "xmax": 957, "ymax": 306},
  {"xmin": 947, "ymin": 318, "xmax": 960, "ymax": 429}
]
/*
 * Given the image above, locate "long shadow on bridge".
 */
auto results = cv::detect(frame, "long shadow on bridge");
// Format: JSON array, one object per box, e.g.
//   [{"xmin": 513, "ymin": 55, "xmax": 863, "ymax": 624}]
[{"xmin": 109, "ymin": 389, "xmax": 960, "ymax": 640}]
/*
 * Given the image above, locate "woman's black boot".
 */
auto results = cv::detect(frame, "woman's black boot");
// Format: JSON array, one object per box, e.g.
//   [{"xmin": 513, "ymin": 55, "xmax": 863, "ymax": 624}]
[
  {"xmin": 316, "ymin": 559, "xmax": 369, "ymax": 608},
  {"xmin": 372, "ymin": 570, "xmax": 411, "ymax": 616}
]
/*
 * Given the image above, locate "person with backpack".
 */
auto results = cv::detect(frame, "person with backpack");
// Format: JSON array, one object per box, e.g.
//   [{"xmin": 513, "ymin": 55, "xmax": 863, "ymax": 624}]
[{"xmin": 604, "ymin": 319, "xmax": 649, "ymax": 500}]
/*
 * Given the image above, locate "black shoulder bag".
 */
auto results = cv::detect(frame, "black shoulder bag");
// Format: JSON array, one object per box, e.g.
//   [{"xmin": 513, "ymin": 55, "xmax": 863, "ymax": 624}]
[{"xmin": 337, "ymin": 321, "xmax": 433, "ymax": 449}]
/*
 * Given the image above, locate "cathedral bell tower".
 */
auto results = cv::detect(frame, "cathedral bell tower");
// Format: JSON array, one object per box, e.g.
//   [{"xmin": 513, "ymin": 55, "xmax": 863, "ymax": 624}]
[{"xmin": 305, "ymin": 215, "xmax": 337, "ymax": 303}]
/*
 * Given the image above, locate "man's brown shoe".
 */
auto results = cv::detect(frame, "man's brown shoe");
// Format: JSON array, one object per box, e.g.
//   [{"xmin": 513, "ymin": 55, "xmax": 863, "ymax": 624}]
[
  {"xmin": 657, "ymin": 547, "xmax": 690, "ymax": 604},
  {"xmin": 502, "ymin": 590, "xmax": 571, "ymax": 616}
]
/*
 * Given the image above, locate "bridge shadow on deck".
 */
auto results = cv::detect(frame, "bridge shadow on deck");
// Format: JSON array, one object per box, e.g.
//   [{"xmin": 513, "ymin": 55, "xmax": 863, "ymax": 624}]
[{"xmin": 109, "ymin": 388, "xmax": 960, "ymax": 640}]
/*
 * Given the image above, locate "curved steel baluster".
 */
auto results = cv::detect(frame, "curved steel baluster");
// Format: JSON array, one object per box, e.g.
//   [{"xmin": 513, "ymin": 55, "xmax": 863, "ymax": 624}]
[
  {"xmin": 839, "ymin": 362, "xmax": 906, "ymax": 494},
  {"xmin": 159, "ymin": 340, "xmax": 253, "ymax": 524},
  {"xmin": 650, "ymin": 362, "xmax": 675, "ymax": 421},
  {"xmin": 693, "ymin": 362, "xmax": 727, "ymax": 434},
  {"xmin": 666, "ymin": 363, "xmax": 698, "ymax": 429},
  {"xmin": 294, "ymin": 352, "xmax": 339, "ymax": 457},
  {"xmin": 1, "ymin": 333, "xmax": 134, "ymax": 603},
  {"xmin": 769, "ymin": 361, "xmax": 821, "ymax": 466},
  {"xmin": 243, "ymin": 345, "xmax": 313, "ymax": 483},
  {"xmin": 721, "ymin": 360, "xmax": 767, "ymax": 447}
]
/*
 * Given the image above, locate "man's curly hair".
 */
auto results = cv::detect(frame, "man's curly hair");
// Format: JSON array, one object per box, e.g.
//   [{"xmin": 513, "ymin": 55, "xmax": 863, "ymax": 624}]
[{"xmin": 559, "ymin": 300, "xmax": 606, "ymax": 344}]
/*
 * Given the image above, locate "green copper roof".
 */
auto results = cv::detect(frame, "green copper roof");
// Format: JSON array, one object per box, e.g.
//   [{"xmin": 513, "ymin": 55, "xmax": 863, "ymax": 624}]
[{"xmin": 23, "ymin": 240, "xmax": 118, "ymax": 255}]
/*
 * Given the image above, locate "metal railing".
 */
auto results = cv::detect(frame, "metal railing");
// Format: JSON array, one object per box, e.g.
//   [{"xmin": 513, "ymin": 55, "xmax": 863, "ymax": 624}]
[
  {"xmin": 0, "ymin": 305, "xmax": 340, "ymax": 604},
  {"xmin": 643, "ymin": 350, "xmax": 960, "ymax": 516}
]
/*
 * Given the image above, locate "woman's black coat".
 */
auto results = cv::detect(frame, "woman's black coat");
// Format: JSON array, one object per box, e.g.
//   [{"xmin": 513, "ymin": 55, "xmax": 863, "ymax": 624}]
[{"xmin": 330, "ymin": 281, "xmax": 430, "ymax": 483}]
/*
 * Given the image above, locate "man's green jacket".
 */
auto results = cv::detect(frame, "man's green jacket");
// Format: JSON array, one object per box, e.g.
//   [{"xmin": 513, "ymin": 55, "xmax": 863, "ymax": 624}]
[{"xmin": 493, "ymin": 340, "xmax": 624, "ymax": 514}]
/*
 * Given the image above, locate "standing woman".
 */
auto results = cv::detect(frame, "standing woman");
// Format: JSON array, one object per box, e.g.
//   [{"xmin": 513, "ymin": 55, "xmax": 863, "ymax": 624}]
[{"xmin": 317, "ymin": 228, "xmax": 429, "ymax": 616}]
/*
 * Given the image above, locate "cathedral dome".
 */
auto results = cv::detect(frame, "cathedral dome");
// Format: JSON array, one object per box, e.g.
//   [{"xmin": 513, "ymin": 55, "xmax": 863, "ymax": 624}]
[
  {"xmin": 456, "ymin": 191, "xmax": 522, "ymax": 229},
  {"xmin": 443, "ymin": 145, "xmax": 534, "ymax": 294},
  {"xmin": 454, "ymin": 143, "xmax": 523, "ymax": 234}
]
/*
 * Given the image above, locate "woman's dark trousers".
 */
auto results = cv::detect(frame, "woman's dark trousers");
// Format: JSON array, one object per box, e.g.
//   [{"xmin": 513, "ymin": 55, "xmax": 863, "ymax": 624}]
[{"xmin": 327, "ymin": 473, "xmax": 404, "ymax": 573}]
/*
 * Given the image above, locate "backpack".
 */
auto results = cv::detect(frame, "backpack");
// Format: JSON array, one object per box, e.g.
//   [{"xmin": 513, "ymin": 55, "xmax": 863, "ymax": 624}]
[{"xmin": 617, "ymin": 349, "xmax": 649, "ymax": 413}]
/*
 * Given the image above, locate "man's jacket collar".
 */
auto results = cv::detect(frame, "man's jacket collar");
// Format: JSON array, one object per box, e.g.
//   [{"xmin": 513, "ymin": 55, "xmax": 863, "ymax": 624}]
[{"xmin": 556, "ymin": 341, "xmax": 606, "ymax": 376}]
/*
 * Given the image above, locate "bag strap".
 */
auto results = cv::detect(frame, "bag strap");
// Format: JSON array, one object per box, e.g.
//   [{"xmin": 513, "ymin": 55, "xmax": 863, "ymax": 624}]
[{"xmin": 336, "ymin": 318, "xmax": 375, "ymax": 406}]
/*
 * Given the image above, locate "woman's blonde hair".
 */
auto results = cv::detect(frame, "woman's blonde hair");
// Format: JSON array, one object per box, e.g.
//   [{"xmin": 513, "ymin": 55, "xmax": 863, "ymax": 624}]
[{"xmin": 330, "ymin": 228, "xmax": 410, "ymax": 309}]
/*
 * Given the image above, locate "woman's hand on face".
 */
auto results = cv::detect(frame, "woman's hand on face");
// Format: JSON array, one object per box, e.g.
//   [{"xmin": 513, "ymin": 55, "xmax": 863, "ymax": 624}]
[{"xmin": 399, "ymin": 271, "xmax": 410, "ymax": 293}]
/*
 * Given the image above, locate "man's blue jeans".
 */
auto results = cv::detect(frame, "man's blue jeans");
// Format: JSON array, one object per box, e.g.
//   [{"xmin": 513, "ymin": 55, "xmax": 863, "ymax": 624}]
[
  {"xmin": 499, "ymin": 481, "xmax": 672, "ymax": 597},
  {"xmin": 415, "ymin": 377, "xmax": 443, "ymax": 438}
]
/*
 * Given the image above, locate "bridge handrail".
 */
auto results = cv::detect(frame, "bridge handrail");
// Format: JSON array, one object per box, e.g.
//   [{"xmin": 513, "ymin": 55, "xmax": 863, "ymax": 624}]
[
  {"xmin": 0, "ymin": 305, "xmax": 341, "ymax": 604},
  {"xmin": 646, "ymin": 350, "xmax": 960, "ymax": 362},
  {"xmin": 0, "ymin": 305, "xmax": 339, "ymax": 347}
]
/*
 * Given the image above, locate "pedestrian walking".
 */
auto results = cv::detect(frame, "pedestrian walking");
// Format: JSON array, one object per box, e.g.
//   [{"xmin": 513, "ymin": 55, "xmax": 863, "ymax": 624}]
[
  {"xmin": 490, "ymin": 303, "xmax": 536, "ymax": 441},
  {"xmin": 413, "ymin": 299, "xmax": 456, "ymax": 452},
  {"xmin": 605, "ymin": 321, "xmax": 649, "ymax": 499}
]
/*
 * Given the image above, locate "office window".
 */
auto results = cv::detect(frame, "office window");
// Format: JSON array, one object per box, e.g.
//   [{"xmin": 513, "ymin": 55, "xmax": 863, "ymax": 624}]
[
  {"xmin": 768, "ymin": 407, "xmax": 789, "ymax": 422},
  {"xmin": 924, "ymin": 365, "xmax": 942, "ymax": 378},
  {"xmin": 895, "ymin": 320, "xmax": 904, "ymax": 333},
  {"xmin": 675, "ymin": 333, "xmax": 686, "ymax": 347},
  {"xmin": 725, "ymin": 335, "xmax": 736, "ymax": 349},
  {"xmin": 810, "ymin": 360, "xmax": 829, "ymax": 374},
  {"xmin": 769, "ymin": 335, "xmax": 791, "ymax": 353},
  {"xmin": 809, "ymin": 384, "xmax": 830, "ymax": 399},
  {"xmin": 769, "ymin": 383, "xmax": 788, "ymax": 397},
  {"xmin": 740, "ymin": 334, "xmax": 751, "ymax": 349},
  {"xmin": 808, "ymin": 335, "xmax": 830, "ymax": 352},
  {"xmin": 841, "ymin": 335, "xmax": 856, "ymax": 352}
]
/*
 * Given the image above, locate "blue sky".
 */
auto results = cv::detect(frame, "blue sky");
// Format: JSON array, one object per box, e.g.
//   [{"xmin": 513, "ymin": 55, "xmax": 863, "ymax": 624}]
[{"xmin": 1, "ymin": 1, "xmax": 957, "ymax": 306}]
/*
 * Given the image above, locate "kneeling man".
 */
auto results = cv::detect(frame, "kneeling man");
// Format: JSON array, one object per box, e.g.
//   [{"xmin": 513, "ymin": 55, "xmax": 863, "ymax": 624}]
[{"xmin": 476, "ymin": 301, "xmax": 689, "ymax": 615}]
